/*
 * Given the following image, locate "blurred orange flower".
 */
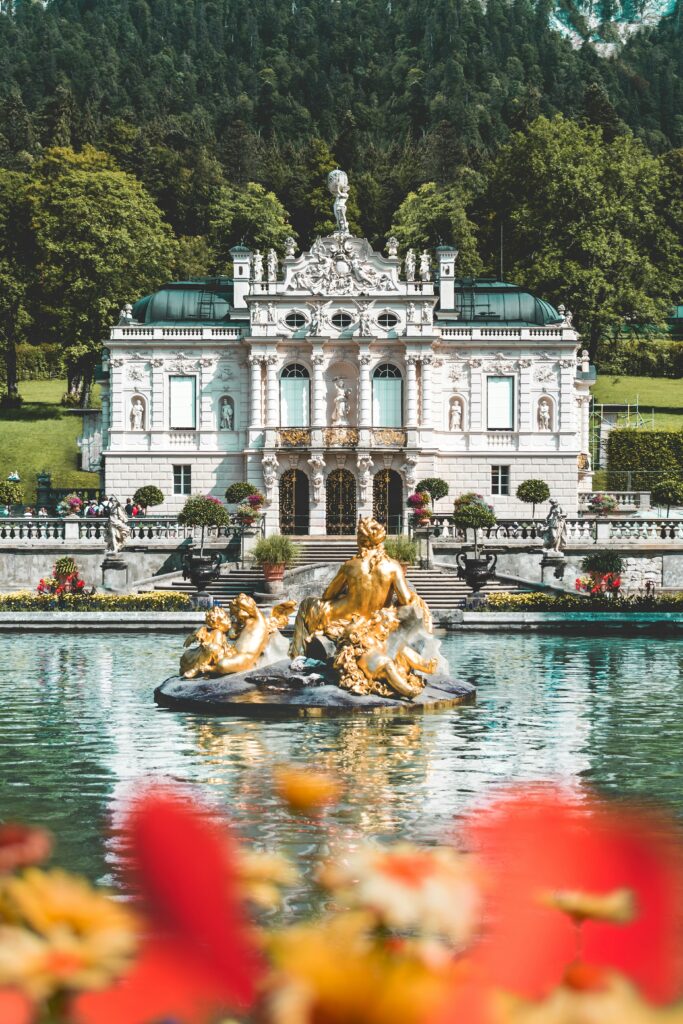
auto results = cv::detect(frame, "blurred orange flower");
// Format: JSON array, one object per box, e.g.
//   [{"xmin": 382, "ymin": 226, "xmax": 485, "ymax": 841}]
[
  {"xmin": 273, "ymin": 766, "xmax": 342, "ymax": 814},
  {"xmin": 319, "ymin": 843, "xmax": 481, "ymax": 947},
  {"xmin": 266, "ymin": 911, "xmax": 453, "ymax": 1024},
  {"xmin": 72, "ymin": 788, "xmax": 264, "ymax": 1024},
  {"xmin": 0, "ymin": 988, "xmax": 33, "ymax": 1024},
  {"xmin": 0, "ymin": 826, "xmax": 52, "ymax": 874},
  {"xmin": 436, "ymin": 786, "xmax": 683, "ymax": 1024}
]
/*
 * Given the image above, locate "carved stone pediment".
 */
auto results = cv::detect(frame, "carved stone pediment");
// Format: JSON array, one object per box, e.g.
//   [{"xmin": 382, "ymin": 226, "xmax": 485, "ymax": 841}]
[{"xmin": 283, "ymin": 235, "xmax": 400, "ymax": 296}]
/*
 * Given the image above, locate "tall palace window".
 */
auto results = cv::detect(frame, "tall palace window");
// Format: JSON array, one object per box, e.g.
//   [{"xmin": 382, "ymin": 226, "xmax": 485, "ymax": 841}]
[
  {"xmin": 372, "ymin": 363, "xmax": 403, "ymax": 427},
  {"xmin": 280, "ymin": 364, "xmax": 310, "ymax": 427}
]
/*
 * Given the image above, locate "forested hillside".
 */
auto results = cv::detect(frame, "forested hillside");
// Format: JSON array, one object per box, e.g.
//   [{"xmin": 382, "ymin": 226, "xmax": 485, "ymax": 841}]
[
  {"xmin": 0, "ymin": 0, "xmax": 681, "ymax": 405},
  {"xmin": 0, "ymin": 0, "xmax": 682, "ymax": 238}
]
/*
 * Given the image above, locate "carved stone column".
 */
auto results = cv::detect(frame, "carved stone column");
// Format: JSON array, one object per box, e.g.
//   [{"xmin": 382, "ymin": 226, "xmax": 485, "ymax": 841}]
[
  {"xmin": 312, "ymin": 350, "xmax": 326, "ymax": 428},
  {"xmin": 406, "ymin": 356, "xmax": 418, "ymax": 427},
  {"xmin": 518, "ymin": 358, "xmax": 533, "ymax": 433},
  {"xmin": 421, "ymin": 356, "xmax": 433, "ymax": 428},
  {"xmin": 248, "ymin": 355, "xmax": 263, "ymax": 428},
  {"xmin": 266, "ymin": 355, "xmax": 279, "ymax": 427},
  {"xmin": 359, "ymin": 349, "xmax": 372, "ymax": 428},
  {"xmin": 558, "ymin": 359, "xmax": 576, "ymax": 435}
]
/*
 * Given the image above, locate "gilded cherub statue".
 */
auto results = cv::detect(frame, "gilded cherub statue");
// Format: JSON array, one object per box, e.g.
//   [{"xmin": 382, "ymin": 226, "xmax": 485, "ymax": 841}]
[
  {"xmin": 180, "ymin": 595, "xmax": 295, "ymax": 678},
  {"xmin": 291, "ymin": 516, "xmax": 437, "ymax": 699}
]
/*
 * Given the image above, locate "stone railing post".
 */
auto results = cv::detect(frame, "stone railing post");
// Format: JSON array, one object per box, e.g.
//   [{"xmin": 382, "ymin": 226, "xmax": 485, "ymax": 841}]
[{"xmin": 63, "ymin": 516, "xmax": 80, "ymax": 543}]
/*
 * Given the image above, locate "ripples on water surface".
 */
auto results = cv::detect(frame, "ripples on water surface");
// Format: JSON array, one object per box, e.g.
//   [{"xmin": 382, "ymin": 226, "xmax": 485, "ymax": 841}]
[{"xmin": 1, "ymin": 630, "xmax": 682, "ymax": 906}]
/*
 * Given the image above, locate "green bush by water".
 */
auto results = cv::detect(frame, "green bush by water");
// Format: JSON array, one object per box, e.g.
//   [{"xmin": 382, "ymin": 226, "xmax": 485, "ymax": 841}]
[
  {"xmin": 0, "ymin": 591, "xmax": 192, "ymax": 611},
  {"xmin": 485, "ymin": 592, "xmax": 683, "ymax": 612}
]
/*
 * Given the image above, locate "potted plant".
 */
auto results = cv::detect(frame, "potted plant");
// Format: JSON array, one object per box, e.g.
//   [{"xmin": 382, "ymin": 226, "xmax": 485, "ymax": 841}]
[
  {"xmin": 588, "ymin": 492, "xmax": 620, "ymax": 516},
  {"xmin": 133, "ymin": 485, "xmax": 165, "ymax": 513},
  {"xmin": 0, "ymin": 481, "xmax": 24, "ymax": 515},
  {"xmin": 57, "ymin": 493, "xmax": 83, "ymax": 517},
  {"xmin": 650, "ymin": 478, "xmax": 683, "ymax": 518},
  {"xmin": 416, "ymin": 478, "xmax": 449, "ymax": 507},
  {"xmin": 177, "ymin": 495, "xmax": 230, "ymax": 597},
  {"xmin": 252, "ymin": 534, "xmax": 300, "ymax": 594},
  {"xmin": 384, "ymin": 535, "xmax": 417, "ymax": 570},
  {"xmin": 225, "ymin": 482, "xmax": 263, "ymax": 508},
  {"xmin": 575, "ymin": 551, "xmax": 624, "ymax": 599},
  {"xmin": 452, "ymin": 492, "xmax": 498, "ymax": 591},
  {"xmin": 407, "ymin": 490, "xmax": 433, "ymax": 528}
]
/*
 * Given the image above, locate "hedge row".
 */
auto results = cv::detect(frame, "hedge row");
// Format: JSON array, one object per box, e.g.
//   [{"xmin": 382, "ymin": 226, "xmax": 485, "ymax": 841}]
[
  {"xmin": 606, "ymin": 430, "xmax": 683, "ymax": 490},
  {"xmin": 0, "ymin": 344, "xmax": 64, "ymax": 385},
  {"xmin": 0, "ymin": 591, "xmax": 191, "ymax": 611},
  {"xmin": 596, "ymin": 337, "xmax": 683, "ymax": 378},
  {"xmin": 485, "ymin": 591, "xmax": 683, "ymax": 612}
]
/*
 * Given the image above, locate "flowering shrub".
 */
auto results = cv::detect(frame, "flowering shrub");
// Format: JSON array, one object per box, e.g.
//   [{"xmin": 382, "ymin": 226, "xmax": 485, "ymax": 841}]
[
  {"xmin": 56, "ymin": 493, "xmax": 83, "ymax": 516},
  {"xmin": 484, "ymin": 590, "xmax": 683, "ymax": 611},
  {"xmin": 588, "ymin": 491, "xmax": 619, "ymax": 515},
  {"xmin": 0, "ymin": 591, "xmax": 192, "ymax": 611},
  {"xmin": 407, "ymin": 490, "xmax": 433, "ymax": 526},
  {"xmin": 235, "ymin": 503, "xmax": 263, "ymax": 526},
  {"xmin": 2, "ymin": 779, "xmax": 683, "ymax": 1024},
  {"xmin": 406, "ymin": 491, "xmax": 430, "ymax": 509},
  {"xmin": 36, "ymin": 558, "xmax": 89, "ymax": 602},
  {"xmin": 246, "ymin": 491, "xmax": 265, "ymax": 509},
  {"xmin": 576, "ymin": 571, "xmax": 622, "ymax": 595}
]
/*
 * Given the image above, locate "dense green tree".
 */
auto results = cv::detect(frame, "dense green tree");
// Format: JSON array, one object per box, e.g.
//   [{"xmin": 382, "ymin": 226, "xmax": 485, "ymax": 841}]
[
  {"xmin": 209, "ymin": 182, "xmax": 295, "ymax": 268},
  {"xmin": 27, "ymin": 146, "xmax": 177, "ymax": 402},
  {"xmin": 0, "ymin": 169, "xmax": 31, "ymax": 406},
  {"xmin": 389, "ymin": 181, "xmax": 484, "ymax": 275},
  {"xmin": 481, "ymin": 116, "xmax": 682, "ymax": 350}
]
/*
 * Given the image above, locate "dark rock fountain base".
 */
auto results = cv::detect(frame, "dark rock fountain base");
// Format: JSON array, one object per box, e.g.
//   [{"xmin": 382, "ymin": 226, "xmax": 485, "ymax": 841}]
[{"xmin": 154, "ymin": 659, "xmax": 476, "ymax": 718}]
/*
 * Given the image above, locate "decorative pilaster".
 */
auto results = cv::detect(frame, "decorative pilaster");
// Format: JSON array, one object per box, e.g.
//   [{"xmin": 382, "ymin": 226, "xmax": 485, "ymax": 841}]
[
  {"xmin": 266, "ymin": 355, "xmax": 279, "ymax": 427},
  {"xmin": 518, "ymin": 358, "xmax": 533, "ymax": 432},
  {"xmin": 406, "ymin": 356, "xmax": 418, "ymax": 427},
  {"xmin": 468, "ymin": 359, "xmax": 483, "ymax": 430},
  {"xmin": 421, "ymin": 356, "xmax": 433, "ymax": 428},
  {"xmin": 558, "ymin": 359, "xmax": 576, "ymax": 434},
  {"xmin": 359, "ymin": 349, "xmax": 372, "ymax": 427},
  {"xmin": 150, "ymin": 358, "xmax": 164, "ymax": 432},
  {"xmin": 249, "ymin": 355, "xmax": 263, "ymax": 428},
  {"xmin": 312, "ymin": 350, "xmax": 326, "ymax": 428}
]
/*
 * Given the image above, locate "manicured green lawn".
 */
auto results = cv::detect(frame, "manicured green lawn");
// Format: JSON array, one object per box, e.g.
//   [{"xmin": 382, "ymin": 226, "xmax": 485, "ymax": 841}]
[
  {"xmin": 0, "ymin": 380, "xmax": 100, "ymax": 503},
  {"xmin": 592, "ymin": 375, "xmax": 683, "ymax": 431}
]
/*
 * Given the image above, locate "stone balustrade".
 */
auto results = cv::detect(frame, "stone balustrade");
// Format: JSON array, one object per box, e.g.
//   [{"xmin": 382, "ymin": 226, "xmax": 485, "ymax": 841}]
[
  {"xmin": 0, "ymin": 516, "xmax": 251, "ymax": 547},
  {"xmin": 429, "ymin": 516, "xmax": 683, "ymax": 546},
  {"xmin": 578, "ymin": 491, "xmax": 651, "ymax": 512}
]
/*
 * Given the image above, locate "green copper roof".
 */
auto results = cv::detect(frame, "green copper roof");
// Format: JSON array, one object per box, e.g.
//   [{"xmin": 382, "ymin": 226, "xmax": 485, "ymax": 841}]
[
  {"xmin": 133, "ymin": 278, "xmax": 236, "ymax": 324},
  {"xmin": 445, "ymin": 279, "xmax": 563, "ymax": 326}
]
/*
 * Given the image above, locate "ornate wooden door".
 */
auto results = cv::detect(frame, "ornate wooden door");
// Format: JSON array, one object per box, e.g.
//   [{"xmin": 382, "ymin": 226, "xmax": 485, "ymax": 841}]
[{"xmin": 325, "ymin": 468, "xmax": 356, "ymax": 535}]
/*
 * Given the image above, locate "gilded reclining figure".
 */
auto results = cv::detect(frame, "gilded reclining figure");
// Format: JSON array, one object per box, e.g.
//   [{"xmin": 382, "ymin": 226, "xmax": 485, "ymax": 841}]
[
  {"xmin": 291, "ymin": 516, "xmax": 437, "ymax": 699},
  {"xmin": 180, "ymin": 595, "xmax": 295, "ymax": 678}
]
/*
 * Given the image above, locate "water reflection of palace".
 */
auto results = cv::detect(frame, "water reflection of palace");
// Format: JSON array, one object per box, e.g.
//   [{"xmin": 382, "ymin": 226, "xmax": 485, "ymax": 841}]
[{"xmin": 96, "ymin": 172, "xmax": 593, "ymax": 529}]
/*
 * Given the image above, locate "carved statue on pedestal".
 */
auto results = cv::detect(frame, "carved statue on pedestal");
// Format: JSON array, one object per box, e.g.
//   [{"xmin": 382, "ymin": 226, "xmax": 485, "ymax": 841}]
[
  {"xmin": 307, "ymin": 455, "xmax": 326, "ymax": 503},
  {"xmin": 130, "ymin": 398, "xmax": 145, "ymax": 431},
  {"xmin": 543, "ymin": 499, "xmax": 567, "ymax": 555},
  {"xmin": 449, "ymin": 398, "xmax": 463, "ymax": 432},
  {"xmin": 106, "ymin": 498, "xmax": 131, "ymax": 554},
  {"xmin": 328, "ymin": 168, "xmax": 350, "ymax": 236},
  {"xmin": 419, "ymin": 251, "xmax": 431, "ymax": 283},
  {"xmin": 252, "ymin": 251, "xmax": 264, "ymax": 282},
  {"xmin": 332, "ymin": 379, "xmax": 352, "ymax": 426},
  {"xmin": 405, "ymin": 250, "xmax": 416, "ymax": 282},
  {"xmin": 538, "ymin": 399, "xmax": 552, "ymax": 431},
  {"xmin": 180, "ymin": 596, "xmax": 295, "ymax": 678},
  {"xmin": 267, "ymin": 249, "xmax": 278, "ymax": 282}
]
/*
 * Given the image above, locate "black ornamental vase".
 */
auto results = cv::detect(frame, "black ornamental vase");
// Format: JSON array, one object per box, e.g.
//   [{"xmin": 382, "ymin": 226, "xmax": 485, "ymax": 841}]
[{"xmin": 456, "ymin": 552, "xmax": 497, "ymax": 592}]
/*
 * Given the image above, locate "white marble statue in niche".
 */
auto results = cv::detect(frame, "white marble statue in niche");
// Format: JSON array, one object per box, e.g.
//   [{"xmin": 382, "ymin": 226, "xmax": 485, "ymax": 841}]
[
  {"xmin": 449, "ymin": 397, "xmax": 464, "ymax": 432},
  {"xmin": 538, "ymin": 398, "xmax": 552, "ymax": 431},
  {"xmin": 219, "ymin": 396, "xmax": 235, "ymax": 430},
  {"xmin": 130, "ymin": 396, "xmax": 146, "ymax": 431},
  {"xmin": 332, "ymin": 378, "xmax": 352, "ymax": 426}
]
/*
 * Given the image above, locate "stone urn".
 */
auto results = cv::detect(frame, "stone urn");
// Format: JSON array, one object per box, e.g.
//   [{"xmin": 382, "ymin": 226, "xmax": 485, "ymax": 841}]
[
  {"xmin": 456, "ymin": 551, "xmax": 497, "ymax": 592},
  {"xmin": 182, "ymin": 549, "xmax": 222, "ymax": 603}
]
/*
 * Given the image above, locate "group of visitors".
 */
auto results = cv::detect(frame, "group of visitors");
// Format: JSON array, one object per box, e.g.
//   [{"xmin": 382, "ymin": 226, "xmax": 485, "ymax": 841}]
[{"xmin": 123, "ymin": 499, "xmax": 146, "ymax": 518}]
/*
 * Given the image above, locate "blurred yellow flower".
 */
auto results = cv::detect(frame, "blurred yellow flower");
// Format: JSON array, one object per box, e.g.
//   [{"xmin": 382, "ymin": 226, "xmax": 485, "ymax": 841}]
[
  {"xmin": 541, "ymin": 887, "xmax": 636, "ymax": 925},
  {"xmin": 318, "ymin": 843, "xmax": 482, "ymax": 947},
  {"xmin": 237, "ymin": 849, "xmax": 299, "ymax": 909},
  {"xmin": 0, "ymin": 869, "xmax": 138, "ymax": 999},
  {"xmin": 493, "ymin": 972, "xmax": 683, "ymax": 1023},
  {"xmin": 273, "ymin": 766, "xmax": 342, "ymax": 814},
  {"xmin": 266, "ymin": 911, "xmax": 451, "ymax": 1024}
]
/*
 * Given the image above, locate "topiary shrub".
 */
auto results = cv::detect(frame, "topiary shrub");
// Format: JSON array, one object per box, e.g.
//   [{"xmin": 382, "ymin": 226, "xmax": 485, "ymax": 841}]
[
  {"xmin": 178, "ymin": 495, "xmax": 230, "ymax": 555},
  {"xmin": 0, "ymin": 481, "xmax": 24, "ymax": 508},
  {"xmin": 650, "ymin": 478, "xmax": 683, "ymax": 516},
  {"xmin": 452, "ymin": 492, "xmax": 496, "ymax": 559},
  {"xmin": 416, "ymin": 478, "xmax": 449, "ymax": 502},
  {"xmin": 133, "ymin": 485, "xmax": 165, "ymax": 509},
  {"xmin": 225, "ymin": 482, "xmax": 261, "ymax": 504},
  {"xmin": 515, "ymin": 479, "xmax": 551, "ymax": 519}
]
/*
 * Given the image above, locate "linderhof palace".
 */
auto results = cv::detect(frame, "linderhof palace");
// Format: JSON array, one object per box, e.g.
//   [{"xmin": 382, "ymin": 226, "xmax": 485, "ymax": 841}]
[{"xmin": 94, "ymin": 171, "xmax": 594, "ymax": 536}]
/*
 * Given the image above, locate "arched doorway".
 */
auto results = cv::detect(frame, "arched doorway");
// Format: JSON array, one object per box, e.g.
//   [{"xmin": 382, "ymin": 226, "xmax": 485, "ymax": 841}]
[
  {"xmin": 373, "ymin": 468, "xmax": 403, "ymax": 534},
  {"xmin": 326, "ymin": 468, "xmax": 356, "ymax": 535},
  {"xmin": 279, "ymin": 469, "xmax": 310, "ymax": 535}
]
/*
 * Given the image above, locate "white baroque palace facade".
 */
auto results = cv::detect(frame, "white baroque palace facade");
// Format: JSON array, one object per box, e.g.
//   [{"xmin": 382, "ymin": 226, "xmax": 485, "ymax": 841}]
[{"xmin": 99, "ymin": 172, "xmax": 594, "ymax": 534}]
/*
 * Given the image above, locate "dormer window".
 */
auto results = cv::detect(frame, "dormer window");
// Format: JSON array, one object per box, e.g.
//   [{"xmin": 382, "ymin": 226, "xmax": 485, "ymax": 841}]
[
  {"xmin": 377, "ymin": 312, "xmax": 399, "ymax": 329},
  {"xmin": 331, "ymin": 312, "xmax": 353, "ymax": 329}
]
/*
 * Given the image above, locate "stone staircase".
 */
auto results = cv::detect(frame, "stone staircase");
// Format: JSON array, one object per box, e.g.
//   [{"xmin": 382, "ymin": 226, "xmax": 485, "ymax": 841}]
[{"xmin": 155, "ymin": 536, "xmax": 524, "ymax": 611}]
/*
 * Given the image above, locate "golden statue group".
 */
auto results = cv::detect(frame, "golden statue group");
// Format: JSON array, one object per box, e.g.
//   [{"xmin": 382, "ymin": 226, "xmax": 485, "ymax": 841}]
[{"xmin": 180, "ymin": 517, "xmax": 441, "ymax": 700}]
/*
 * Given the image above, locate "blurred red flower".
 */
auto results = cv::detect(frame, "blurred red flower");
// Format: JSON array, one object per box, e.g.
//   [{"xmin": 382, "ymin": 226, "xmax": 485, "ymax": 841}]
[
  {"xmin": 0, "ymin": 989, "xmax": 33, "ymax": 1024},
  {"xmin": 439, "ymin": 786, "xmax": 683, "ymax": 1023},
  {"xmin": 72, "ymin": 789, "xmax": 264, "ymax": 1024},
  {"xmin": 0, "ymin": 824, "xmax": 52, "ymax": 874}
]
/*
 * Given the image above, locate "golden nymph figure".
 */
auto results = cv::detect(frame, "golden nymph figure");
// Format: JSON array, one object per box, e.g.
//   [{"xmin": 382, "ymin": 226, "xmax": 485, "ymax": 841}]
[
  {"xmin": 180, "ymin": 595, "xmax": 295, "ymax": 678},
  {"xmin": 291, "ymin": 517, "xmax": 437, "ymax": 699}
]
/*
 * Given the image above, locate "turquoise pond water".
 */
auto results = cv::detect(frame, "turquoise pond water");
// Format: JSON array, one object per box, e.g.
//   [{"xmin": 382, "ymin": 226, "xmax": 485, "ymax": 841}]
[{"xmin": 1, "ymin": 630, "xmax": 682, "ymax": 906}]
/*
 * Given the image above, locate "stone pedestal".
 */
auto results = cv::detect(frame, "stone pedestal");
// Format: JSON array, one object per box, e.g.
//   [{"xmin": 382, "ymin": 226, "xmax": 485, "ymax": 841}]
[
  {"xmin": 541, "ymin": 551, "xmax": 566, "ymax": 582},
  {"xmin": 101, "ymin": 555, "xmax": 129, "ymax": 592}
]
